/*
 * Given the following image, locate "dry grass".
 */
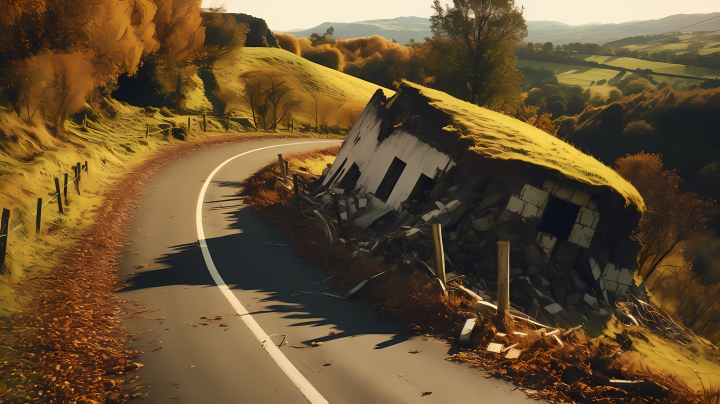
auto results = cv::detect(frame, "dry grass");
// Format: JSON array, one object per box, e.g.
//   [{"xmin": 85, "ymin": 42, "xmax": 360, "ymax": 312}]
[
  {"xmin": 241, "ymin": 147, "xmax": 720, "ymax": 404},
  {"xmin": 0, "ymin": 133, "xmax": 281, "ymax": 403},
  {"xmin": 399, "ymin": 80, "xmax": 646, "ymax": 211}
]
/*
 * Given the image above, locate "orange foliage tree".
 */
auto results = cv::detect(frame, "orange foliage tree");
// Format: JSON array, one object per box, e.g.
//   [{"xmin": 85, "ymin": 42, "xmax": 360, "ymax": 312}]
[{"xmin": 614, "ymin": 152, "xmax": 719, "ymax": 281}]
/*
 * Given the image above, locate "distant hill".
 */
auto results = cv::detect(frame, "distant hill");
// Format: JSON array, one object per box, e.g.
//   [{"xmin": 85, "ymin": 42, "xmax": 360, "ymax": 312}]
[
  {"xmin": 527, "ymin": 13, "xmax": 720, "ymax": 45},
  {"xmin": 280, "ymin": 16, "xmax": 431, "ymax": 45},
  {"xmin": 279, "ymin": 13, "xmax": 720, "ymax": 46}
]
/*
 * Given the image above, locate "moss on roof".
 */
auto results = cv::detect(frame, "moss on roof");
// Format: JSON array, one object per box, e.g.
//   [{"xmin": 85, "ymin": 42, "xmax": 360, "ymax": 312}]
[{"xmin": 400, "ymin": 80, "xmax": 645, "ymax": 211}]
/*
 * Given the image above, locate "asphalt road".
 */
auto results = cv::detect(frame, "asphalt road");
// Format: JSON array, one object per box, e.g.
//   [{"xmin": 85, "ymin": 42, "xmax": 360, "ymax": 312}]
[{"xmin": 117, "ymin": 138, "xmax": 541, "ymax": 403}]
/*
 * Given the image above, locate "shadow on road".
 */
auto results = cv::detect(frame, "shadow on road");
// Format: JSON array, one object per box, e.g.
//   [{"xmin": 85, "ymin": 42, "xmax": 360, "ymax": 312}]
[{"xmin": 119, "ymin": 201, "xmax": 416, "ymax": 350}]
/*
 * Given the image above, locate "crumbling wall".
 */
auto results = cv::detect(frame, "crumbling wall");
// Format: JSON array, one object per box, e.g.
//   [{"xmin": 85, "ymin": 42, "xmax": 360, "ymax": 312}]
[
  {"xmin": 323, "ymin": 90, "xmax": 455, "ymax": 210},
  {"xmin": 308, "ymin": 85, "xmax": 643, "ymax": 331}
]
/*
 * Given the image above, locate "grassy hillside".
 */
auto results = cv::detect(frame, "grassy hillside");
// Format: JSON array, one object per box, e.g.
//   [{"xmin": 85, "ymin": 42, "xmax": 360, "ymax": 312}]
[{"xmin": 212, "ymin": 47, "xmax": 395, "ymax": 128}]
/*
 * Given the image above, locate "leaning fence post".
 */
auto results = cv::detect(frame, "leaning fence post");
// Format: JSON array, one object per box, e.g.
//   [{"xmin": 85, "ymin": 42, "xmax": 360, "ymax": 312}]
[
  {"xmin": 36, "ymin": 198, "xmax": 42, "ymax": 234},
  {"xmin": 76, "ymin": 162, "xmax": 81, "ymax": 195},
  {"xmin": 497, "ymin": 241, "xmax": 511, "ymax": 317},
  {"xmin": 63, "ymin": 173, "xmax": 68, "ymax": 205},
  {"xmin": 277, "ymin": 154, "xmax": 287, "ymax": 182},
  {"xmin": 0, "ymin": 208, "xmax": 9, "ymax": 271},
  {"xmin": 54, "ymin": 178, "xmax": 64, "ymax": 214},
  {"xmin": 332, "ymin": 193, "xmax": 345, "ymax": 239},
  {"xmin": 293, "ymin": 174, "xmax": 300, "ymax": 211},
  {"xmin": 432, "ymin": 224, "xmax": 446, "ymax": 287}
]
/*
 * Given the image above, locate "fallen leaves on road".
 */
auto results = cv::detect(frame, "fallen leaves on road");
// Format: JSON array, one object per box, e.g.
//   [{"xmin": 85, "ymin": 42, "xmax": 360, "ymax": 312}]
[
  {"xmin": 152, "ymin": 346, "xmax": 163, "ymax": 352},
  {"xmin": 311, "ymin": 342, "xmax": 325, "ymax": 347},
  {"xmin": 135, "ymin": 263, "xmax": 151, "ymax": 269},
  {"xmin": 408, "ymin": 350, "xmax": 420, "ymax": 354}
]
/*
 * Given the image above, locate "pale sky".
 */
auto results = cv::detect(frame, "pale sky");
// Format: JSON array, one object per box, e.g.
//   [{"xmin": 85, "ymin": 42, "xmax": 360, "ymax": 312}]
[{"xmin": 204, "ymin": 0, "xmax": 718, "ymax": 32}]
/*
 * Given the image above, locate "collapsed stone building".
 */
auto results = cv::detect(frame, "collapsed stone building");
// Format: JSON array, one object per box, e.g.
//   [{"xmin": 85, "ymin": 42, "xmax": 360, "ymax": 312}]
[{"xmin": 303, "ymin": 81, "xmax": 647, "ymax": 329}]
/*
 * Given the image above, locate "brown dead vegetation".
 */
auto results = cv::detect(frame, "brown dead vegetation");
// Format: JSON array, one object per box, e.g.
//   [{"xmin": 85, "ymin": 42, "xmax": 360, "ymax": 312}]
[
  {"xmin": 242, "ymin": 147, "xmax": 720, "ymax": 404},
  {"xmin": 0, "ymin": 133, "xmax": 278, "ymax": 403}
]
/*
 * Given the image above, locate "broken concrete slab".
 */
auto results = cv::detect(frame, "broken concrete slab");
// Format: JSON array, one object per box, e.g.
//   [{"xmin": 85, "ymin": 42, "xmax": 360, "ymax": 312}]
[
  {"xmin": 487, "ymin": 343, "xmax": 503, "ymax": 353},
  {"xmin": 354, "ymin": 197, "xmax": 393, "ymax": 229},
  {"xmin": 505, "ymin": 349, "xmax": 522, "ymax": 359},
  {"xmin": 583, "ymin": 293, "xmax": 600, "ymax": 310}
]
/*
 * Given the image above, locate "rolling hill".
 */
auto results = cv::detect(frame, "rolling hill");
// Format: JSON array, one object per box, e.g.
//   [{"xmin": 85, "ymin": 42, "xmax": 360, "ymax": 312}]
[
  {"xmin": 280, "ymin": 16, "xmax": 431, "ymax": 45},
  {"xmin": 279, "ymin": 13, "xmax": 720, "ymax": 46}
]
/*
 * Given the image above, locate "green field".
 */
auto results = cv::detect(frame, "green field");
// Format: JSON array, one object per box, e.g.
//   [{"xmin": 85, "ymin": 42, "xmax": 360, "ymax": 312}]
[
  {"xmin": 517, "ymin": 59, "xmax": 621, "ymax": 88},
  {"xmin": 571, "ymin": 53, "xmax": 720, "ymax": 79}
]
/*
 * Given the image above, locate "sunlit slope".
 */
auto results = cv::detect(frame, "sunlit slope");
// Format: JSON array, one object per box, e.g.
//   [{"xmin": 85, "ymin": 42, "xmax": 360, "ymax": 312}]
[
  {"xmin": 401, "ymin": 81, "xmax": 645, "ymax": 210},
  {"xmin": 213, "ymin": 47, "xmax": 395, "ymax": 126},
  {"xmin": 571, "ymin": 54, "xmax": 720, "ymax": 79}
]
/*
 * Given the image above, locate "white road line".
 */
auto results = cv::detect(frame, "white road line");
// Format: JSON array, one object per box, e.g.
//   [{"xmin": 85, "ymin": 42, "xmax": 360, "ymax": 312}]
[{"xmin": 196, "ymin": 141, "xmax": 337, "ymax": 404}]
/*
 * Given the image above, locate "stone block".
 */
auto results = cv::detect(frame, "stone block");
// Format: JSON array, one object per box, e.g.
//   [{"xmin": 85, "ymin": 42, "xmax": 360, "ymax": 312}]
[
  {"xmin": 422, "ymin": 209, "xmax": 441, "ymax": 222},
  {"xmin": 618, "ymin": 268, "xmax": 634, "ymax": 286},
  {"xmin": 542, "ymin": 180, "xmax": 556, "ymax": 192},
  {"xmin": 577, "ymin": 207, "xmax": 600, "ymax": 229},
  {"xmin": 605, "ymin": 279, "xmax": 619, "ymax": 294},
  {"xmin": 544, "ymin": 303, "xmax": 565, "ymax": 315},
  {"xmin": 568, "ymin": 224, "xmax": 595, "ymax": 248},
  {"xmin": 555, "ymin": 185, "xmax": 575, "ymax": 201},
  {"xmin": 616, "ymin": 283, "xmax": 630, "ymax": 296},
  {"xmin": 358, "ymin": 198, "xmax": 367, "ymax": 208},
  {"xmin": 536, "ymin": 232, "xmax": 558, "ymax": 262},
  {"xmin": 521, "ymin": 203, "xmax": 542, "ymax": 220},
  {"xmin": 587, "ymin": 199, "xmax": 598, "ymax": 210},
  {"xmin": 571, "ymin": 190, "xmax": 591, "ymax": 207},
  {"xmin": 405, "ymin": 228, "xmax": 421, "ymax": 242},
  {"xmin": 583, "ymin": 293, "xmax": 599, "ymax": 310},
  {"xmin": 506, "ymin": 195, "xmax": 525, "ymax": 214},
  {"xmin": 520, "ymin": 184, "xmax": 550, "ymax": 207},
  {"xmin": 602, "ymin": 263, "xmax": 620, "ymax": 282}
]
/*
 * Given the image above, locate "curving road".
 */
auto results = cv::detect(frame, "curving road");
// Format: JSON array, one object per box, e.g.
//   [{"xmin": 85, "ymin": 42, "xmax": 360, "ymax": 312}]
[{"xmin": 117, "ymin": 138, "xmax": 541, "ymax": 403}]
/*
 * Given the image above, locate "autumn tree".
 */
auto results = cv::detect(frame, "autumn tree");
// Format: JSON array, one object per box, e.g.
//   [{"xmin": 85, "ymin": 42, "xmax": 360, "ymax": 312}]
[
  {"xmin": 615, "ymin": 152, "xmax": 719, "ymax": 282},
  {"xmin": 427, "ymin": 0, "xmax": 527, "ymax": 109},
  {"xmin": 240, "ymin": 71, "xmax": 303, "ymax": 132}
]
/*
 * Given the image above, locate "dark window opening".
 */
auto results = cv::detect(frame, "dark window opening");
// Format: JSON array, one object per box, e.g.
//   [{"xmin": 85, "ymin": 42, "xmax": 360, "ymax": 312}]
[
  {"xmin": 375, "ymin": 157, "xmax": 407, "ymax": 202},
  {"xmin": 408, "ymin": 174, "xmax": 436, "ymax": 203},
  {"xmin": 338, "ymin": 163, "xmax": 361, "ymax": 194},
  {"xmin": 537, "ymin": 197, "xmax": 580, "ymax": 240},
  {"xmin": 326, "ymin": 158, "xmax": 347, "ymax": 187}
]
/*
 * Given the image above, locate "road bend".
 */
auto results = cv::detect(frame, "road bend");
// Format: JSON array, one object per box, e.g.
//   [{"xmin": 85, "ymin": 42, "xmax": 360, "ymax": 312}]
[{"xmin": 117, "ymin": 138, "xmax": 540, "ymax": 403}]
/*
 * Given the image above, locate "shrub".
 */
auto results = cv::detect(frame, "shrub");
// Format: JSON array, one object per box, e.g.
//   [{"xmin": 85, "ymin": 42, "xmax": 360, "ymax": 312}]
[
  {"xmin": 622, "ymin": 120, "xmax": 654, "ymax": 136},
  {"xmin": 274, "ymin": 33, "xmax": 300, "ymax": 55},
  {"xmin": 596, "ymin": 79, "xmax": 607, "ymax": 85}
]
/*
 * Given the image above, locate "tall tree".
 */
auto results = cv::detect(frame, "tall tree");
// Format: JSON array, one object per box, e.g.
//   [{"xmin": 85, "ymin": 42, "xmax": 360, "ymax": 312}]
[{"xmin": 428, "ymin": 0, "xmax": 527, "ymax": 108}]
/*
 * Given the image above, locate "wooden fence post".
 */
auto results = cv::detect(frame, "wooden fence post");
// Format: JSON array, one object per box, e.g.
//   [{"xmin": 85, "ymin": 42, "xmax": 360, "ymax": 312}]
[
  {"xmin": 497, "ymin": 241, "xmax": 510, "ymax": 317},
  {"xmin": 277, "ymin": 154, "xmax": 287, "ymax": 182},
  {"xmin": 36, "ymin": 198, "xmax": 42, "ymax": 234},
  {"xmin": 203, "ymin": 113, "xmax": 207, "ymax": 131},
  {"xmin": 76, "ymin": 162, "xmax": 81, "ymax": 195},
  {"xmin": 0, "ymin": 208, "xmax": 9, "ymax": 271},
  {"xmin": 291, "ymin": 119, "xmax": 294, "ymax": 132},
  {"xmin": 432, "ymin": 224, "xmax": 446, "ymax": 286},
  {"xmin": 85, "ymin": 160, "xmax": 88, "ymax": 175},
  {"xmin": 54, "ymin": 178, "xmax": 64, "ymax": 214},
  {"xmin": 188, "ymin": 117, "xmax": 191, "ymax": 134},
  {"xmin": 333, "ymin": 193, "xmax": 345, "ymax": 239},
  {"xmin": 146, "ymin": 123, "xmax": 149, "ymax": 138},
  {"xmin": 293, "ymin": 174, "xmax": 300, "ymax": 211},
  {"xmin": 63, "ymin": 173, "xmax": 68, "ymax": 205}
]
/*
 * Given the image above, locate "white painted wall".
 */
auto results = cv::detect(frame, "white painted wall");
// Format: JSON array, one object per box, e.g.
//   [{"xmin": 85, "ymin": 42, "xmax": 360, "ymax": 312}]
[{"xmin": 323, "ymin": 96, "xmax": 455, "ymax": 210}]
